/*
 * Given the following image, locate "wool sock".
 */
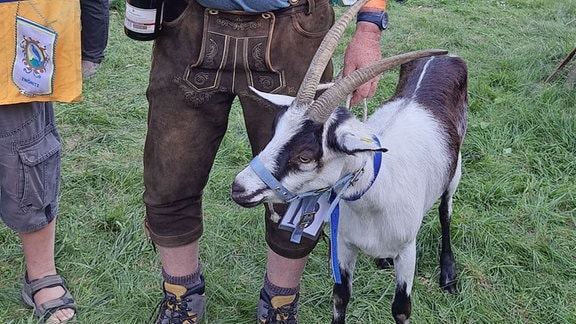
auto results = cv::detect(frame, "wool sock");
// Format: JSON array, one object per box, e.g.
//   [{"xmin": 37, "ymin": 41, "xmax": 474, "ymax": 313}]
[
  {"xmin": 162, "ymin": 264, "xmax": 203, "ymax": 290},
  {"xmin": 263, "ymin": 273, "xmax": 300, "ymax": 297}
]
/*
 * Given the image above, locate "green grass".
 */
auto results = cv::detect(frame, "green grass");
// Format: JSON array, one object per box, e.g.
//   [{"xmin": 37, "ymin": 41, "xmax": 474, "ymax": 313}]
[{"xmin": 1, "ymin": 0, "xmax": 575, "ymax": 323}]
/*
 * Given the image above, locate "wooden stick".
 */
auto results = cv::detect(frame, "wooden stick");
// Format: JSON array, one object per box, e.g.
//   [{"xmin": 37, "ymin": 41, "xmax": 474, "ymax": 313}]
[{"xmin": 545, "ymin": 47, "xmax": 576, "ymax": 82}]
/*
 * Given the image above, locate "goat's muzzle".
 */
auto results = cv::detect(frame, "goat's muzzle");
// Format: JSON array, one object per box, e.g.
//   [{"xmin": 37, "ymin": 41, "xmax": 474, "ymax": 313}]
[{"xmin": 231, "ymin": 180, "xmax": 264, "ymax": 208}]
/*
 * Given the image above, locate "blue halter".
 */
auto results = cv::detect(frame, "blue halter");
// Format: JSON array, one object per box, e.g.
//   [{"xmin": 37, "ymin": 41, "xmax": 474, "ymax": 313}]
[
  {"xmin": 249, "ymin": 158, "xmax": 326, "ymax": 203},
  {"xmin": 248, "ymin": 135, "xmax": 383, "ymax": 284}
]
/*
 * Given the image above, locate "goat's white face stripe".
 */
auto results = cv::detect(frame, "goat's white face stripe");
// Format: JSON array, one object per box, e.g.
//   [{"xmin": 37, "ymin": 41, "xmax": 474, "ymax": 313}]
[
  {"xmin": 258, "ymin": 108, "xmax": 307, "ymax": 168},
  {"xmin": 255, "ymin": 107, "xmax": 338, "ymax": 196}
]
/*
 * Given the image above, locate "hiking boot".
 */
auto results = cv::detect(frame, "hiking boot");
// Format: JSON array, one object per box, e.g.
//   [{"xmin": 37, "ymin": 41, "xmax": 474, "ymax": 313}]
[
  {"xmin": 257, "ymin": 288, "xmax": 299, "ymax": 324},
  {"xmin": 155, "ymin": 278, "xmax": 205, "ymax": 324}
]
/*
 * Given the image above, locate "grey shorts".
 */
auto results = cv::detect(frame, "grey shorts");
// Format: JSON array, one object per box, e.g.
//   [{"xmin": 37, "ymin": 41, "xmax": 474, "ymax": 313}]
[{"xmin": 0, "ymin": 102, "xmax": 61, "ymax": 233}]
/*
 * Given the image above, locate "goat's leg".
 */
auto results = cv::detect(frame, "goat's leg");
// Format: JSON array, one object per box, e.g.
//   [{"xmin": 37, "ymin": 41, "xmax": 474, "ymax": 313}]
[
  {"xmin": 438, "ymin": 156, "xmax": 461, "ymax": 294},
  {"xmin": 438, "ymin": 191, "xmax": 457, "ymax": 293},
  {"xmin": 391, "ymin": 242, "xmax": 416, "ymax": 324},
  {"xmin": 332, "ymin": 244, "xmax": 358, "ymax": 324}
]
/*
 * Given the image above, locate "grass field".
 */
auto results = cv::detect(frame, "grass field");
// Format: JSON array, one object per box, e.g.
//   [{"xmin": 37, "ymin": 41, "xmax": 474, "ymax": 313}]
[{"xmin": 1, "ymin": 0, "xmax": 575, "ymax": 323}]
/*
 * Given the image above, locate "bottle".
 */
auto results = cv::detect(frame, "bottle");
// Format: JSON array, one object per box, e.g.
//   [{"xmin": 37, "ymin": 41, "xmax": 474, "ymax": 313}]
[{"xmin": 124, "ymin": 0, "xmax": 164, "ymax": 41}]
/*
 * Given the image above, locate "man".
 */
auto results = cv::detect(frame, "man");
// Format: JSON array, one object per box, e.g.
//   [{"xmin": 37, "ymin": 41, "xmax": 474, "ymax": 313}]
[{"xmin": 141, "ymin": 0, "xmax": 389, "ymax": 322}]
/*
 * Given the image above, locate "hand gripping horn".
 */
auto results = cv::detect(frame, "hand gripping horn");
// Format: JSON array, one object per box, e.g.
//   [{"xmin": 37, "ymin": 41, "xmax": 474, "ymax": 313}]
[{"xmin": 294, "ymin": 0, "xmax": 371, "ymax": 107}]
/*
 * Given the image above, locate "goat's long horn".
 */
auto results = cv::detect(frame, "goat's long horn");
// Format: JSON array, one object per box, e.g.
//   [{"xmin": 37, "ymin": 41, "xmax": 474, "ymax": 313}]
[
  {"xmin": 294, "ymin": 0, "xmax": 370, "ymax": 107},
  {"xmin": 308, "ymin": 49, "xmax": 449, "ymax": 123}
]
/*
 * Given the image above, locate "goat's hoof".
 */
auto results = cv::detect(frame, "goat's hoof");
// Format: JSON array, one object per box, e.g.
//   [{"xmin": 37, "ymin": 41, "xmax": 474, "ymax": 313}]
[
  {"xmin": 394, "ymin": 314, "xmax": 410, "ymax": 324},
  {"xmin": 375, "ymin": 257, "xmax": 394, "ymax": 269},
  {"xmin": 440, "ymin": 280, "xmax": 457, "ymax": 294}
]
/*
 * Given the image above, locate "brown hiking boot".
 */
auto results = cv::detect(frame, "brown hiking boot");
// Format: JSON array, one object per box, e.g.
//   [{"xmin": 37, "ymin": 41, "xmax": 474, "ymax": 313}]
[{"xmin": 155, "ymin": 278, "xmax": 205, "ymax": 324}]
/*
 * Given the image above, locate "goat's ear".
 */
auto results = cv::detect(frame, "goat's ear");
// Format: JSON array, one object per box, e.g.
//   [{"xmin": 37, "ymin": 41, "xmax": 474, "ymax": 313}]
[
  {"xmin": 340, "ymin": 133, "xmax": 388, "ymax": 153},
  {"xmin": 250, "ymin": 86, "xmax": 295, "ymax": 107}
]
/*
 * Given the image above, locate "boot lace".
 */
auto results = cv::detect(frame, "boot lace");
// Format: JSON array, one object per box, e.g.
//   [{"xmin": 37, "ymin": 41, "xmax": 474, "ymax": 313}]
[
  {"xmin": 259, "ymin": 302, "xmax": 298, "ymax": 324},
  {"xmin": 154, "ymin": 294, "xmax": 198, "ymax": 324}
]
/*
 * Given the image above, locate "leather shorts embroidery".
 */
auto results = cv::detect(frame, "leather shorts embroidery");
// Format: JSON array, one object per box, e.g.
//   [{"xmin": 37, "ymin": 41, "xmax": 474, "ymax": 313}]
[{"xmin": 177, "ymin": 9, "xmax": 284, "ymax": 100}]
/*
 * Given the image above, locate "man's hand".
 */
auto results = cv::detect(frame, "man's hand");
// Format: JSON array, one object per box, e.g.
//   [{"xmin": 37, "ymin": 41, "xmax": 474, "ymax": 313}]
[{"xmin": 343, "ymin": 22, "xmax": 383, "ymax": 106}]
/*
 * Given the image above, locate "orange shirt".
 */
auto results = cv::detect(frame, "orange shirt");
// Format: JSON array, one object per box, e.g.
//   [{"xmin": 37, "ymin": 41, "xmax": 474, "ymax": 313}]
[{"xmin": 0, "ymin": 0, "xmax": 82, "ymax": 104}]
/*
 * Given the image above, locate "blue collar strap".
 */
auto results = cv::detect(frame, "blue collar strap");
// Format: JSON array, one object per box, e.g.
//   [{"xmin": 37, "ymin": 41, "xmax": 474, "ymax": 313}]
[{"xmin": 343, "ymin": 135, "xmax": 382, "ymax": 201}]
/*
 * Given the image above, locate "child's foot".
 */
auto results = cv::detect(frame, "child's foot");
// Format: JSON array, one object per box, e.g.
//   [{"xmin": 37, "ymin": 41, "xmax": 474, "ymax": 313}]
[{"xmin": 22, "ymin": 273, "xmax": 77, "ymax": 323}]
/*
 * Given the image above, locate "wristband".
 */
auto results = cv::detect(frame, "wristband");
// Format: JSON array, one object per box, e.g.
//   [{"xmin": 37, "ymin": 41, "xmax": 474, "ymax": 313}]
[{"xmin": 356, "ymin": 11, "xmax": 388, "ymax": 31}]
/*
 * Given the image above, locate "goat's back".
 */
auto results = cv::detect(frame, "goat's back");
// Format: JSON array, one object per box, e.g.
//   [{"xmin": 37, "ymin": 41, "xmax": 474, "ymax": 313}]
[
  {"xmin": 367, "ymin": 55, "xmax": 468, "ymax": 169},
  {"xmin": 362, "ymin": 55, "xmax": 468, "ymax": 207},
  {"xmin": 393, "ymin": 55, "xmax": 468, "ymax": 141}
]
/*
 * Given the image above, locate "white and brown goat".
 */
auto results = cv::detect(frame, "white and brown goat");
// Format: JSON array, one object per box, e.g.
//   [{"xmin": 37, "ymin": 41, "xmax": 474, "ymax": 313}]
[{"xmin": 230, "ymin": 1, "xmax": 468, "ymax": 323}]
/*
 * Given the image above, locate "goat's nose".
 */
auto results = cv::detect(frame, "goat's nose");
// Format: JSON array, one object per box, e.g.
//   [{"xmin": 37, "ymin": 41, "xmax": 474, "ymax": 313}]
[
  {"xmin": 230, "ymin": 181, "xmax": 246, "ymax": 200},
  {"xmin": 231, "ymin": 181, "xmax": 263, "ymax": 207}
]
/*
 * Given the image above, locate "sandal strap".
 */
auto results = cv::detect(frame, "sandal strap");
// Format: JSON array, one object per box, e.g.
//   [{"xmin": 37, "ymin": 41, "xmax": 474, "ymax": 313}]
[
  {"xmin": 36, "ymin": 289, "xmax": 77, "ymax": 321},
  {"xmin": 22, "ymin": 273, "xmax": 77, "ymax": 321},
  {"xmin": 27, "ymin": 274, "xmax": 65, "ymax": 297}
]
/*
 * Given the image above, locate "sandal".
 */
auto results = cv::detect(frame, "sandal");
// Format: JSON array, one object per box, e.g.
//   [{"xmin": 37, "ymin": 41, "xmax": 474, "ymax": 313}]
[{"xmin": 21, "ymin": 273, "xmax": 77, "ymax": 323}]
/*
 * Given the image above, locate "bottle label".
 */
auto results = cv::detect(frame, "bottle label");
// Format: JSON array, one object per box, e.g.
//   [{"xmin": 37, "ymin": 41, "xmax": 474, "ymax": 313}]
[{"xmin": 124, "ymin": 3, "xmax": 157, "ymax": 34}]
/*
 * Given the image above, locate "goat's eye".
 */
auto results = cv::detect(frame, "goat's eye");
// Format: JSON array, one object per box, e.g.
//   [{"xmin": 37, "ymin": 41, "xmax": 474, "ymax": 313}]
[{"xmin": 298, "ymin": 155, "xmax": 312, "ymax": 164}]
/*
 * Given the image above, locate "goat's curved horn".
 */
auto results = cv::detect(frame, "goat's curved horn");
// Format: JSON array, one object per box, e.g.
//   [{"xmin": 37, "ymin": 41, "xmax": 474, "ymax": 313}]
[
  {"xmin": 308, "ymin": 49, "xmax": 449, "ymax": 123},
  {"xmin": 294, "ymin": 0, "xmax": 370, "ymax": 107}
]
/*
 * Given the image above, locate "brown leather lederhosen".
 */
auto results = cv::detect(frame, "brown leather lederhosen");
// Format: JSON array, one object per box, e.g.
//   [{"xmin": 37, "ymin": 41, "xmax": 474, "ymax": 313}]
[{"xmin": 144, "ymin": 0, "xmax": 334, "ymax": 259}]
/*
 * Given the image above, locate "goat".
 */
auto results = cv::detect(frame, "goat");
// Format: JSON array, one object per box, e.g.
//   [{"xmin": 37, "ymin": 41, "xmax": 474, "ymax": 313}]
[{"xmin": 230, "ymin": 1, "xmax": 468, "ymax": 323}]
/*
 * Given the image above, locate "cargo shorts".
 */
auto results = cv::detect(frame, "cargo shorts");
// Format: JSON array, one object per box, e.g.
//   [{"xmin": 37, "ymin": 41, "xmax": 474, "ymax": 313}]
[
  {"xmin": 143, "ymin": 0, "xmax": 334, "ymax": 258},
  {"xmin": 0, "ymin": 102, "xmax": 61, "ymax": 233}
]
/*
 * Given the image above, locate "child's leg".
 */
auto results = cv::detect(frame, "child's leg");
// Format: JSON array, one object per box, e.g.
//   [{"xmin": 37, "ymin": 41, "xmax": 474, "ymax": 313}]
[
  {"xmin": 20, "ymin": 220, "xmax": 75, "ymax": 323},
  {"xmin": 0, "ymin": 102, "xmax": 75, "ymax": 323}
]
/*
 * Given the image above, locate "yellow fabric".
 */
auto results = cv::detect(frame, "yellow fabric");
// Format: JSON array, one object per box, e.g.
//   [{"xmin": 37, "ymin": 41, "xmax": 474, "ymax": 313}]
[
  {"xmin": 0, "ymin": 0, "xmax": 82, "ymax": 105},
  {"xmin": 163, "ymin": 282, "xmax": 188, "ymax": 298},
  {"xmin": 270, "ymin": 295, "xmax": 296, "ymax": 308}
]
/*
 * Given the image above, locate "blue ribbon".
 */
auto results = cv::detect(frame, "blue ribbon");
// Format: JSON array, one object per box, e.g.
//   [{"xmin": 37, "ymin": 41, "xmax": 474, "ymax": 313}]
[
  {"xmin": 326, "ymin": 172, "xmax": 356, "ymax": 284},
  {"xmin": 330, "ymin": 194, "xmax": 342, "ymax": 283},
  {"xmin": 289, "ymin": 193, "xmax": 325, "ymax": 243}
]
